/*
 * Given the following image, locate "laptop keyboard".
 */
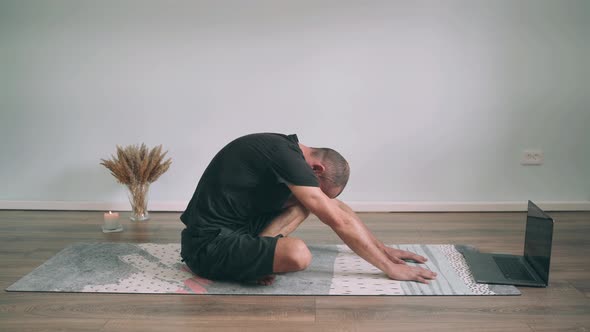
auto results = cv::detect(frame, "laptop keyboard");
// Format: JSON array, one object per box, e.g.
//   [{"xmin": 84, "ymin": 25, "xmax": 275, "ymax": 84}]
[{"xmin": 493, "ymin": 256, "xmax": 535, "ymax": 281}]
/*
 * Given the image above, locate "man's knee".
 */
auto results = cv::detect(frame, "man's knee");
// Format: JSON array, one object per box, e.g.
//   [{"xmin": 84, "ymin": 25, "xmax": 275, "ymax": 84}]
[
  {"xmin": 274, "ymin": 238, "xmax": 312, "ymax": 272},
  {"xmin": 289, "ymin": 239, "xmax": 312, "ymax": 270}
]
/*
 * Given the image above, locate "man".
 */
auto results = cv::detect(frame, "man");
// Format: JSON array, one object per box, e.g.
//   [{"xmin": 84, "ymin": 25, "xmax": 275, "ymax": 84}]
[{"xmin": 181, "ymin": 133, "xmax": 436, "ymax": 285}]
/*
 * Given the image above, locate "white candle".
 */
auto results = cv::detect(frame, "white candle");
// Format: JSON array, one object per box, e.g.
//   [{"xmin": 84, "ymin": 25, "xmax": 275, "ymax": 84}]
[{"xmin": 103, "ymin": 211, "xmax": 120, "ymax": 230}]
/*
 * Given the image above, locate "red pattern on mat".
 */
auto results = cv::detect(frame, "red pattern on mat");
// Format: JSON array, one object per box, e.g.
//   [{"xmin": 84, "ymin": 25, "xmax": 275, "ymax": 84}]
[{"xmin": 176, "ymin": 265, "xmax": 213, "ymax": 294}]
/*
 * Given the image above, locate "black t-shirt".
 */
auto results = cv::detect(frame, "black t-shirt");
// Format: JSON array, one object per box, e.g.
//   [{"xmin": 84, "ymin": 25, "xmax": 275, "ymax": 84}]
[{"xmin": 181, "ymin": 133, "xmax": 319, "ymax": 234}]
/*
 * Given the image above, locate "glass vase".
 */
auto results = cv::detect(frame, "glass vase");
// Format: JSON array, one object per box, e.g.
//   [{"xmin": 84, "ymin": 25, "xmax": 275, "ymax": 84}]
[{"xmin": 127, "ymin": 183, "xmax": 150, "ymax": 221}]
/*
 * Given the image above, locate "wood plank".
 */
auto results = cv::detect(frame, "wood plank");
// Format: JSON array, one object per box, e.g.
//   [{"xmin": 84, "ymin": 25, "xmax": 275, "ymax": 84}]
[
  {"xmin": 102, "ymin": 319, "xmax": 533, "ymax": 332},
  {"xmin": 0, "ymin": 294, "xmax": 315, "ymax": 321},
  {"xmin": 0, "ymin": 318, "xmax": 108, "ymax": 332}
]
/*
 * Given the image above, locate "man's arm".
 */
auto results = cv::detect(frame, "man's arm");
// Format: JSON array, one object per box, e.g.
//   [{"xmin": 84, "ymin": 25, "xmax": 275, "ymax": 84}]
[
  {"xmin": 334, "ymin": 199, "xmax": 429, "ymax": 265},
  {"xmin": 288, "ymin": 185, "xmax": 437, "ymax": 284}
]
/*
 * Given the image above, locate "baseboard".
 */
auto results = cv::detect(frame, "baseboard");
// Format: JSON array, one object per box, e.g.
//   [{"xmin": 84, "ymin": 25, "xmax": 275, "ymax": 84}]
[
  {"xmin": 1, "ymin": 200, "xmax": 589, "ymax": 212},
  {"xmin": 345, "ymin": 201, "xmax": 590, "ymax": 212}
]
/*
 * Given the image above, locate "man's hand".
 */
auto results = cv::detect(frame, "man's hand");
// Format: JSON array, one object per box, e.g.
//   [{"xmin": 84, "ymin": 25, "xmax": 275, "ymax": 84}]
[
  {"xmin": 384, "ymin": 247, "xmax": 428, "ymax": 265},
  {"xmin": 383, "ymin": 247, "xmax": 436, "ymax": 284},
  {"xmin": 387, "ymin": 264, "xmax": 437, "ymax": 284}
]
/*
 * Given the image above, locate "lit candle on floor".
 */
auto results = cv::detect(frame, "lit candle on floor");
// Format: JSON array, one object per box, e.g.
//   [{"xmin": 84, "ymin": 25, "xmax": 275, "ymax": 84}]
[{"xmin": 103, "ymin": 211, "xmax": 120, "ymax": 231}]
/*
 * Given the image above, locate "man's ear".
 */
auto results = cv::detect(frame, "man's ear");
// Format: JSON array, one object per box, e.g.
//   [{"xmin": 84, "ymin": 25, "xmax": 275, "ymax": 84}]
[{"xmin": 312, "ymin": 163, "xmax": 326, "ymax": 174}]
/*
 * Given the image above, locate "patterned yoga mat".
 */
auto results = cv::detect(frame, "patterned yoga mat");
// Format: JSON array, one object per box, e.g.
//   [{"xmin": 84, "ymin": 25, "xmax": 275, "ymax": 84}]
[{"xmin": 6, "ymin": 243, "xmax": 520, "ymax": 296}]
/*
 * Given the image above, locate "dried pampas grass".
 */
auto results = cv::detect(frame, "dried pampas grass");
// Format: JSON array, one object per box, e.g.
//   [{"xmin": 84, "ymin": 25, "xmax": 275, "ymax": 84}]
[
  {"xmin": 100, "ymin": 144, "xmax": 172, "ymax": 220},
  {"xmin": 100, "ymin": 144, "xmax": 172, "ymax": 186}
]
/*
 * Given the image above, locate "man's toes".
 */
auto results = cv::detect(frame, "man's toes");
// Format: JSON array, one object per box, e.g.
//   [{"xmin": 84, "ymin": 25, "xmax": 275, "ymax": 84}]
[{"xmin": 257, "ymin": 274, "xmax": 276, "ymax": 286}]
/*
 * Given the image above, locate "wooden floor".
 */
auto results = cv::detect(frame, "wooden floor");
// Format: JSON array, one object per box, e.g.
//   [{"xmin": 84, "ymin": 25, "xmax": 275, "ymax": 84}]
[{"xmin": 0, "ymin": 210, "xmax": 588, "ymax": 332}]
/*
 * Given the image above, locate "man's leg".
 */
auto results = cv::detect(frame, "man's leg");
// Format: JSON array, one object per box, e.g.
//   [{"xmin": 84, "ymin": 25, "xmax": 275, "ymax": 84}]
[
  {"xmin": 258, "ymin": 202, "xmax": 310, "ymax": 238},
  {"xmin": 258, "ymin": 203, "xmax": 313, "ymax": 278},
  {"xmin": 272, "ymin": 237, "xmax": 312, "ymax": 273}
]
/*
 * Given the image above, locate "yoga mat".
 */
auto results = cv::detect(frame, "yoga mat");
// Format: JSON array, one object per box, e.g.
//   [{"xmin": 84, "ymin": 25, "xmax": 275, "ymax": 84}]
[{"xmin": 6, "ymin": 243, "xmax": 520, "ymax": 296}]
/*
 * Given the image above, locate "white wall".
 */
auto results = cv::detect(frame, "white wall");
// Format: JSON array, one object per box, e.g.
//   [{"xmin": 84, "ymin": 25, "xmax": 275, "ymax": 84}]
[{"xmin": 1, "ymin": 0, "xmax": 589, "ymax": 211}]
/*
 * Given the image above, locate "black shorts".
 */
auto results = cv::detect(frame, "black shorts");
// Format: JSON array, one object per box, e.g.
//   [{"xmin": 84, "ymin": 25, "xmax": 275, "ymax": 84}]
[
  {"xmin": 181, "ymin": 212, "xmax": 284, "ymax": 282},
  {"xmin": 185, "ymin": 232, "xmax": 282, "ymax": 282}
]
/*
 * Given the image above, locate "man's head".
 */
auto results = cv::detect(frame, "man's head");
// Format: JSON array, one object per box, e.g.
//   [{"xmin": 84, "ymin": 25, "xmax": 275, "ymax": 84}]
[{"xmin": 308, "ymin": 147, "xmax": 350, "ymax": 198}]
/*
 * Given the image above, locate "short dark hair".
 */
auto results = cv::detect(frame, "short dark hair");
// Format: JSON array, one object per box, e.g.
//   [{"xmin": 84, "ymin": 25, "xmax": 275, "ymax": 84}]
[{"xmin": 311, "ymin": 147, "xmax": 350, "ymax": 190}]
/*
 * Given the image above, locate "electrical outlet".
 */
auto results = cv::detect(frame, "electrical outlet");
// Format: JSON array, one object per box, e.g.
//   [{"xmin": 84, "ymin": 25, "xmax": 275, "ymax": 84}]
[{"xmin": 521, "ymin": 149, "xmax": 544, "ymax": 165}]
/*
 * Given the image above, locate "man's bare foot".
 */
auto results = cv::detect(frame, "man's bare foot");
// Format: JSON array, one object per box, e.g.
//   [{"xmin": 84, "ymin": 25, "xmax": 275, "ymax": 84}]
[{"xmin": 257, "ymin": 274, "xmax": 276, "ymax": 286}]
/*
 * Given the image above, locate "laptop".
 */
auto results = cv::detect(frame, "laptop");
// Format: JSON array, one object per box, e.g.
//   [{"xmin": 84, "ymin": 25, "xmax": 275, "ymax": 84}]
[{"xmin": 460, "ymin": 201, "xmax": 554, "ymax": 287}]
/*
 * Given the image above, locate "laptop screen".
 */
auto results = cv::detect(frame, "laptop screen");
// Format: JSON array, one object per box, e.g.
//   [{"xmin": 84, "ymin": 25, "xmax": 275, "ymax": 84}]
[{"xmin": 523, "ymin": 201, "xmax": 554, "ymax": 284}]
